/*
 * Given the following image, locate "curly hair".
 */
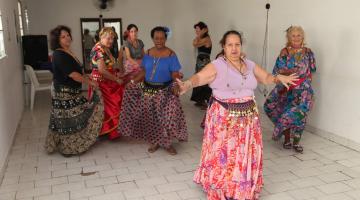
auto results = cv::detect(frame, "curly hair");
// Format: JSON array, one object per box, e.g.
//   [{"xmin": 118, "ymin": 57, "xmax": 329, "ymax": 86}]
[
  {"xmin": 99, "ymin": 27, "xmax": 116, "ymax": 39},
  {"xmin": 49, "ymin": 25, "xmax": 72, "ymax": 50},
  {"xmin": 150, "ymin": 26, "xmax": 167, "ymax": 39},
  {"xmin": 285, "ymin": 25, "xmax": 306, "ymax": 47}
]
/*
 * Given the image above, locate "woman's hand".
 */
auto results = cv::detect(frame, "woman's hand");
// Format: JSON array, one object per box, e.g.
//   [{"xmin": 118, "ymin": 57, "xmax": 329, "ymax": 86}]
[
  {"xmin": 171, "ymin": 83, "xmax": 180, "ymax": 96},
  {"xmin": 89, "ymin": 80, "xmax": 99, "ymax": 89},
  {"xmin": 277, "ymin": 73, "xmax": 299, "ymax": 89},
  {"xmin": 115, "ymin": 78, "xmax": 124, "ymax": 85},
  {"xmin": 176, "ymin": 78, "xmax": 192, "ymax": 95}
]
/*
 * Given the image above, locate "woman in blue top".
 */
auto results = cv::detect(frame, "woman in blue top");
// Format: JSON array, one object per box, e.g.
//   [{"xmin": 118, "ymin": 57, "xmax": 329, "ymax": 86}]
[{"xmin": 119, "ymin": 26, "xmax": 188, "ymax": 155}]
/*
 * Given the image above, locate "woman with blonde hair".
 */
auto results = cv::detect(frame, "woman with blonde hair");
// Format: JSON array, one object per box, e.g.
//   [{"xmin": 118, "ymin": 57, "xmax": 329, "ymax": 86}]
[
  {"xmin": 90, "ymin": 27, "xmax": 126, "ymax": 140},
  {"xmin": 264, "ymin": 26, "xmax": 316, "ymax": 153}
]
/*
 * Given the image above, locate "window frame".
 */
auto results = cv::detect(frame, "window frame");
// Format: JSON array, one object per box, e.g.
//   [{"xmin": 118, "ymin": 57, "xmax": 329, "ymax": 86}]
[{"xmin": 0, "ymin": 10, "xmax": 6, "ymax": 59}]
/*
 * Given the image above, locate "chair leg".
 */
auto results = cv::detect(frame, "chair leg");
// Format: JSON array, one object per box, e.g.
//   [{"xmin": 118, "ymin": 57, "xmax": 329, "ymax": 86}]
[{"xmin": 30, "ymin": 86, "xmax": 35, "ymax": 110}]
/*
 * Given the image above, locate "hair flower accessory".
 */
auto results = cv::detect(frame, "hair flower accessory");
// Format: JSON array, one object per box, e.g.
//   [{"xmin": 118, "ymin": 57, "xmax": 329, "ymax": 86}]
[{"xmin": 163, "ymin": 26, "xmax": 172, "ymax": 39}]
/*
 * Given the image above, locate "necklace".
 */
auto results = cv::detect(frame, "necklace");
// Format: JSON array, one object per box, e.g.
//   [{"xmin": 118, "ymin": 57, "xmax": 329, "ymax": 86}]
[
  {"xmin": 58, "ymin": 48, "xmax": 81, "ymax": 64},
  {"xmin": 289, "ymin": 46, "xmax": 303, "ymax": 54},
  {"xmin": 224, "ymin": 56, "xmax": 247, "ymax": 76},
  {"xmin": 130, "ymin": 39, "xmax": 138, "ymax": 48},
  {"xmin": 223, "ymin": 56, "xmax": 248, "ymax": 93},
  {"xmin": 149, "ymin": 57, "xmax": 161, "ymax": 81}
]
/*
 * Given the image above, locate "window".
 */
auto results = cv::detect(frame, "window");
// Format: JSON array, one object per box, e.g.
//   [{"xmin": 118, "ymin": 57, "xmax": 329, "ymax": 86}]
[
  {"xmin": 17, "ymin": 1, "xmax": 24, "ymax": 36},
  {"xmin": 24, "ymin": 8, "xmax": 29, "ymax": 33},
  {"xmin": 0, "ymin": 10, "xmax": 6, "ymax": 58}
]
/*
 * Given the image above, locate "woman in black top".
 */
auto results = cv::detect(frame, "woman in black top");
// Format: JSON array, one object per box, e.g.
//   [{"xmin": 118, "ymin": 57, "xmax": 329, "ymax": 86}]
[
  {"xmin": 191, "ymin": 22, "xmax": 212, "ymax": 109},
  {"xmin": 44, "ymin": 25, "xmax": 103, "ymax": 156}
]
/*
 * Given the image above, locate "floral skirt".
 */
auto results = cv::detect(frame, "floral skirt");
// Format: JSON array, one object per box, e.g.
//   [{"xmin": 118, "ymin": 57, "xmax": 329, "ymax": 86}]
[
  {"xmin": 264, "ymin": 85, "xmax": 314, "ymax": 143},
  {"xmin": 45, "ymin": 85, "xmax": 103, "ymax": 155},
  {"xmin": 194, "ymin": 96, "xmax": 263, "ymax": 200},
  {"xmin": 118, "ymin": 82, "xmax": 188, "ymax": 148}
]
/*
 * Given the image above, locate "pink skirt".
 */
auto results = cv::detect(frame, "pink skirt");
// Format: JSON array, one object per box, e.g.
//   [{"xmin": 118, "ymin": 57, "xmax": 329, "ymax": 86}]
[{"xmin": 194, "ymin": 96, "xmax": 263, "ymax": 200}]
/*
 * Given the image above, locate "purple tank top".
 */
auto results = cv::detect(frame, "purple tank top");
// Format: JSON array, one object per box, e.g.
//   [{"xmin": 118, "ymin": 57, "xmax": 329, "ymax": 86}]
[{"xmin": 209, "ymin": 57, "xmax": 258, "ymax": 99}]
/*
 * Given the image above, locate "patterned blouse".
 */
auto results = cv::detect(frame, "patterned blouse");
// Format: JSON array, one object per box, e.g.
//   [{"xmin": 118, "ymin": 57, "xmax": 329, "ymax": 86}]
[
  {"xmin": 273, "ymin": 47, "xmax": 316, "ymax": 88},
  {"xmin": 90, "ymin": 42, "xmax": 115, "ymax": 70}
]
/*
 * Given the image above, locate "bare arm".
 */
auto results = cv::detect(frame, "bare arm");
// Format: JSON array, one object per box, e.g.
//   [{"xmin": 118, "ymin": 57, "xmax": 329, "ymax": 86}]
[
  {"xmin": 97, "ymin": 59, "xmax": 123, "ymax": 84},
  {"xmin": 254, "ymin": 64, "xmax": 299, "ymax": 89},
  {"xmin": 141, "ymin": 48, "xmax": 145, "ymax": 58},
  {"xmin": 171, "ymin": 71, "xmax": 183, "ymax": 80},
  {"xmin": 193, "ymin": 37, "xmax": 211, "ymax": 48},
  {"xmin": 117, "ymin": 47, "xmax": 123, "ymax": 64},
  {"xmin": 176, "ymin": 63, "xmax": 217, "ymax": 95},
  {"xmin": 129, "ymin": 68, "xmax": 145, "ymax": 84},
  {"xmin": 124, "ymin": 47, "xmax": 138, "ymax": 65},
  {"xmin": 69, "ymin": 72, "xmax": 97, "ymax": 87},
  {"xmin": 117, "ymin": 48, "xmax": 125, "ymax": 73}
]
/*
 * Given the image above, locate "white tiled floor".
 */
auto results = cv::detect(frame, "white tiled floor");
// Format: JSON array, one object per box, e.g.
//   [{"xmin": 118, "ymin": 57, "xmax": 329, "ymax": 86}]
[{"xmin": 1, "ymin": 90, "xmax": 360, "ymax": 200}]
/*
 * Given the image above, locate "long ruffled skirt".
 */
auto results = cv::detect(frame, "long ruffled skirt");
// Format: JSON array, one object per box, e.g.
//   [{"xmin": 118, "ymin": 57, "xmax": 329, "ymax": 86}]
[
  {"xmin": 45, "ymin": 85, "xmax": 103, "ymax": 155},
  {"xmin": 194, "ymin": 96, "xmax": 263, "ymax": 200},
  {"xmin": 118, "ymin": 83, "xmax": 188, "ymax": 148}
]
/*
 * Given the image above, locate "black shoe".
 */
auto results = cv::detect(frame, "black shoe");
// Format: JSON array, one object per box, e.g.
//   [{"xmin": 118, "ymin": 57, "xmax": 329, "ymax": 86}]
[{"xmin": 293, "ymin": 144, "xmax": 304, "ymax": 153}]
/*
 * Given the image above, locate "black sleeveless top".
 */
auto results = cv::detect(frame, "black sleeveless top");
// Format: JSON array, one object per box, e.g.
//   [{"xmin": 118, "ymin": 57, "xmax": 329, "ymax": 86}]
[{"xmin": 198, "ymin": 45, "xmax": 212, "ymax": 54}]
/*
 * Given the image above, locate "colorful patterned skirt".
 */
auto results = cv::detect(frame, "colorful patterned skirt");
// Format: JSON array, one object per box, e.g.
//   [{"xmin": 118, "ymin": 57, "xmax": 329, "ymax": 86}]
[
  {"xmin": 194, "ymin": 96, "xmax": 263, "ymax": 200},
  {"xmin": 191, "ymin": 53, "xmax": 212, "ymax": 103},
  {"xmin": 118, "ymin": 82, "xmax": 188, "ymax": 148},
  {"xmin": 45, "ymin": 84, "xmax": 103, "ymax": 155},
  {"xmin": 91, "ymin": 69, "xmax": 125, "ymax": 140},
  {"xmin": 263, "ymin": 84, "xmax": 314, "ymax": 143}
]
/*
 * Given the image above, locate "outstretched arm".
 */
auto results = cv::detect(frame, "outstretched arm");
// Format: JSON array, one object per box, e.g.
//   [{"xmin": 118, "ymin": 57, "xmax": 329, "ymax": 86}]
[
  {"xmin": 176, "ymin": 63, "xmax": 217, "ymax": 95},
  {"xmin": 254, "ymin": 64, "xmax": 299, "ymax": 89}
]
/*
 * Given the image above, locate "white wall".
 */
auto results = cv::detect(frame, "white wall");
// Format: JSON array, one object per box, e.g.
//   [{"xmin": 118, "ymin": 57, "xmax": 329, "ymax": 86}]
[
  {"xmin": 24, "ymin": 0, "xmax": 360, "ymax": 146},
  {"xmin": 0, "ymin": 0, "xmax": 25, "ymax": 174}
]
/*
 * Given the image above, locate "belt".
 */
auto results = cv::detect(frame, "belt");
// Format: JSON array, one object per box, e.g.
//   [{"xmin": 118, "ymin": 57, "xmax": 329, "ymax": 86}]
[{"xmin": 209, "ymin": 96, "xmax": 258, "ymax": 117}]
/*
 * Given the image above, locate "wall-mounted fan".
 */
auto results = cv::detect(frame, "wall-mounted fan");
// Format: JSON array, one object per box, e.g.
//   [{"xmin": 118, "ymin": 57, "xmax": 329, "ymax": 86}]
[{"xmin": 93, "ymin": 0, "xmax": 115, "ymax": 11}]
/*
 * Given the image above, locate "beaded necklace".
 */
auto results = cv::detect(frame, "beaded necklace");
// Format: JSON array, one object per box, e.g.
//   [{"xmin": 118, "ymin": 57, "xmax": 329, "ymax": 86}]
[
  {"xmin": 149, "ymin": 57, "xmax": 161, "ymax": 81},
  {"xmin": 223, "ymin": 56, "xmax": 249, "ymax": 93}
]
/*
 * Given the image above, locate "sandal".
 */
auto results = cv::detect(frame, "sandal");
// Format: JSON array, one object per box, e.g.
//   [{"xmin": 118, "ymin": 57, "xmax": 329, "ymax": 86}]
[
  {"xmin": 148, "ymin": 144, "xmax": 160, "ymax": 153},
  {"xmin": 166, "ymin": 146, "xmax": 177, "ymax": 155},
  {"xmin": 283, "ymin": 142, "xmax": 292, "ymax": 149},
  {"xmin": 293, "ymin": 144, "xmax": 304, "ymax": 153}
]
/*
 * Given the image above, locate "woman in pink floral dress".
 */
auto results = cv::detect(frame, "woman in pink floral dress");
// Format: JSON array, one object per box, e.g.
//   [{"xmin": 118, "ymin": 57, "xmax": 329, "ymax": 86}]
[{"xmin": 177, "ymin": 30, "xmax": 299, "ymax": 200}]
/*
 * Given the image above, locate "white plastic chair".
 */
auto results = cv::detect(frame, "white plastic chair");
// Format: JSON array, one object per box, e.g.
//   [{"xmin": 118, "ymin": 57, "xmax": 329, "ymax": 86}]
[{"xmin": 25, "ymin": 65, "xmax": 52, "ymax": 110}]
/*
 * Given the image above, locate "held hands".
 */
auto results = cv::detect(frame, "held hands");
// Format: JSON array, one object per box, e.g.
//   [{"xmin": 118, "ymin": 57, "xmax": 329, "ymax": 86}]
[
  {"xmin": 116, "ymin": 78, "xmax": 124, "ymax": 85},
  {"xmin": 277, "ymin": 73, "xmax": 299, "ymax": 90},
  {"xmin": 175, "ymin": 78, "xmax": 192, "ymax": 95},
  {"xmin": 89, "ymin": 80, "xmax": 98, "ymax": 89},
  {"xmin": 171, "ymin": 84, "xmax": 180, "ymax": 96}
]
